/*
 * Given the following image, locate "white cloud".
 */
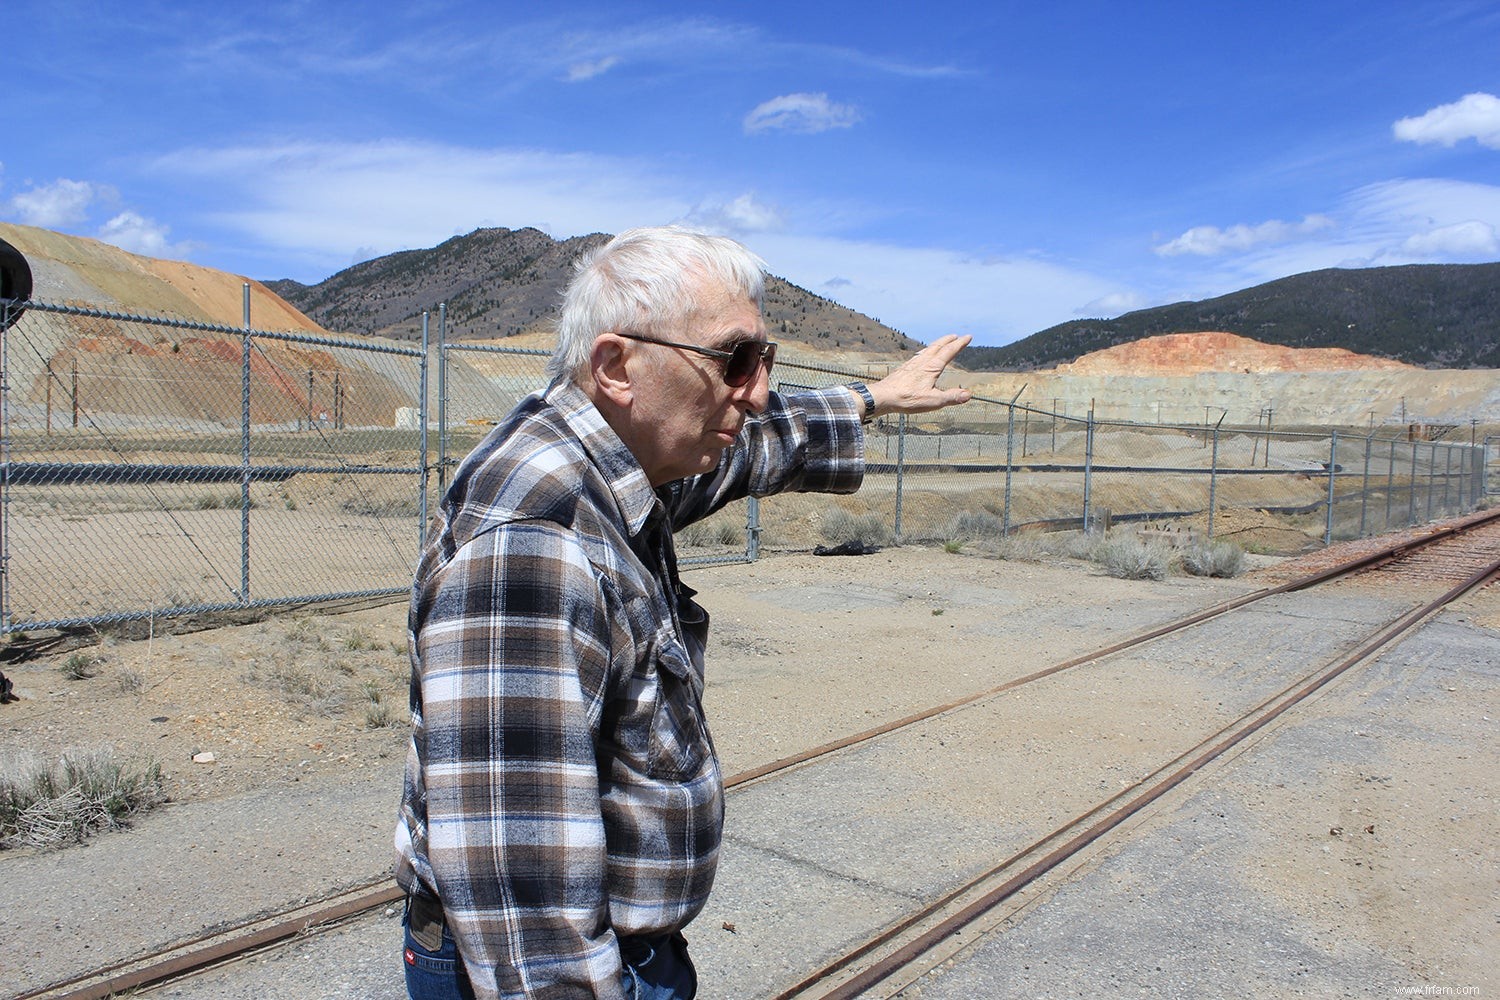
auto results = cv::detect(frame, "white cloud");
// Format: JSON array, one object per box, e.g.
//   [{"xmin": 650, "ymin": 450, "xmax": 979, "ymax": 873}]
[
  {"xmin": 749, "ymin": 234, "xmax": 1119, "ymax": 343},
  {"xmin": 1401, "ymin": 220, "xmax": 1499, "ymax": 257},
  {"xmin": 152, "ymin": 140, "xmax": 690, "ymax": 272},
  {"xmin": 5, "ymin": 178, "xmax": 106, "ymax": 227},
  {"xmin": 1154, "ymin": 215, "xmax": 1335, "ymax": 257},
  {"xmin": 744, "ymin": 93, "xmax": 861, "ymax": 135},
  {"xmin": 1144, "ymin": 177, "xmax": 1500, "ymax": 305},
  {"xmin": 1078, "ymin": 291, "xmax": 1147, "ymax": 318},
  {"xmin": 680, "ymin": 193, "xmax": 785, "ymax": 235},
  {"xmin": 97, "ymin": 211, "xmax": 191, "ymax": 258},
  {"xmin": 566, "ymin": 55, "xmax": 620, "ymax": 82},
  {"xmin": 1393, "ymin": 92, "xmax": 1500, "ymax": 150},
  {"xmin": 1346, "ymin": 176, "xmax": 1500, "ymax": 226},
  {"xmin": 1342, "ymin": 178, "xmax": 1500, "ymax": 265}
]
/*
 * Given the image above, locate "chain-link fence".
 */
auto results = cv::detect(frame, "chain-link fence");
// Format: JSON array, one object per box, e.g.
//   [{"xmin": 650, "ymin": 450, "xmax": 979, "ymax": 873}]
[
  {"xmin": 1, "ymin": 298, "xmax": 427, "ymax": 634},
  {"xmin": 734, "ymin": 401, "xmax": 1487, "ymax": 558},
  {"xmin": 2, "ymin": 296, "xmax": 1491, "ymax": 634},
  {"xmin": 654, "ymin": 357, "xmax": 1490, "ymax": 560}
]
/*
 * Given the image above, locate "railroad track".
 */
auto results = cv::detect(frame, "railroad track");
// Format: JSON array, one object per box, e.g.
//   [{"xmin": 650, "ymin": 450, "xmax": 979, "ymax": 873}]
[
  {"xmin": 17, "ymin": 508, "xmax": 1500, "ymax": 1000},
  {"xmin": 773, "ymin": 511, "xmax": 1500, "ymax": 999}
]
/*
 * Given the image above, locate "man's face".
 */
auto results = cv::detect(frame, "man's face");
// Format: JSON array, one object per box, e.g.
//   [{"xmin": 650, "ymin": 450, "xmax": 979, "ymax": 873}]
[{"xmin": 627, "ymin": 287, "xmax": 771, "ymax": 486}]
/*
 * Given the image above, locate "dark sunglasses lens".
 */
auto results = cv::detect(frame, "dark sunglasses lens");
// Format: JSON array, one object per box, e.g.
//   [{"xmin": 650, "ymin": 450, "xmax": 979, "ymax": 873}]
[
  {"xmin": 724, "ymin": 342, "xmax": 776, "ymax": 387},
  {"xmin": 724, "ymin": 343, "xmax": 760, "ymax": 386}
]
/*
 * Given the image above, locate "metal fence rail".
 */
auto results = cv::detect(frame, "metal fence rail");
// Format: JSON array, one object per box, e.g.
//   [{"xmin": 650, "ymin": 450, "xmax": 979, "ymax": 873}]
[{"xmin": 1, "ymin": 295, "xmax": 1491, "ymax": 634}]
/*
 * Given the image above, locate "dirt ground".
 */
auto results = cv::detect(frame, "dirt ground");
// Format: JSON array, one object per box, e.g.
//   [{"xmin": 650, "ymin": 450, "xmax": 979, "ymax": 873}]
[
  {"xmin": 1, "ymin": 527, "xmax": 1497, "ymax": 995},
  {"xmin": 0, "ymin": 599, "xmax": 414, "ymax": 808},
  {"xmin": 0, "ymin": 524, "xmax": 1484, "ymax": 812}
]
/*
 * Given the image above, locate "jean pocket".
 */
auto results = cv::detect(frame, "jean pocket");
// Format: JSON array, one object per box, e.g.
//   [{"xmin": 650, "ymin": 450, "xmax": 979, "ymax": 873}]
[{"xmin": 403, "ymin": 922, "xmax": 474, "ymax": 1000}]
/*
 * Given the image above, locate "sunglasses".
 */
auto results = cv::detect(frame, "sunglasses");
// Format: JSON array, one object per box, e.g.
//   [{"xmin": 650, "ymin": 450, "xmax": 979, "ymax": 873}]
[{"xmin": 619, "ymin": 332, "xmax": 777, "ymax": 387}]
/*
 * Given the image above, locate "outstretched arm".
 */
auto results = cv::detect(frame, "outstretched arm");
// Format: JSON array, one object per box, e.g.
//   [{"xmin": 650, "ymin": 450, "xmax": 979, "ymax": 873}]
[{"xmin": 863, "ymin": 334, "xmax": 974, "ymax": 418}]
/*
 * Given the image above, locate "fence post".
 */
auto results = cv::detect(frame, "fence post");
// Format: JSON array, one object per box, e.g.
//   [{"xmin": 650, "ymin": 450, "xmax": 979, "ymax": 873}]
[
  {"xmin": 894, "ymin": 413, "xmax": 907, "ymax": 541},
  {"xmin": 1409, "ymin": 440, "xmax": 1419, "ymax": 527},
  {"xmin": 1483, "ymin": 440, "xmax": 1493, "ymax": 502},
  {"xmin": 1208, "ymin": 418, "xmax": 1220, "ymax": 539},
  {"xmin": 1082, "ymin": 404, "xmax": 1095, "ymax": 535},
  {"xmin": 436, "ymin": 304, "xmax": 447, "ymax": 494},
  {"xmin": 1003, "ymin": 400, "xmax": 1015, "ymax": 536},
  {"xmin": 0, "ymin": 302, "xmax": 10, "ymax": 632},
  {"xmin": 420, "ymin": 311, "xmax": 432, "ymax": 550},
  {"xmin": 1470, "ymin": 443, "xmax": 1476, "ymax": 505},
  {"xmin": 1385, "ymin": 438, "xmax": 1395, "ymax": 532},
  {"xmin": 1442, "ymin": 444, "xmax": 1453, "ymax": 515},
  {"xmin": 1478, "ymin": 440, "xmax": 1489, "ymax": 504},
  {"xmin": 1324, "ymin": 431, "xmax": 1338, "ymax": 545},
  {"xmin": 1263, "ymin": 406, "xmax": 1274, "ymax": 467},
  {"xmin": 1486, "ymin": 437, "xmax": 1495, "ymax": 499},
  {"xmin": 1426, "ymin": 441, "xmax": 1437, "ymax": 522},
  {"xmin": 240, "ymin": 283, "xmax": 252, "ymax": 604},
  {"xmin": 1002, "ymin": 387, "xmax": 1024, "ymax": 536},
  {"xmin": 1359, "ymin": 434, "xmax": 1372, "ymax": 536},
  {"xmin": 746, "ymin": 496, "xmax": 761, "ymax": 561}
]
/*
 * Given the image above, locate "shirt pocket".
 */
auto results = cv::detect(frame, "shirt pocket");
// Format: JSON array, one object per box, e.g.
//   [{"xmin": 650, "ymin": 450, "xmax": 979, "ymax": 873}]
[{"xmin": 645, "ymin": 639, "xmax": 710, "ymax": 781}]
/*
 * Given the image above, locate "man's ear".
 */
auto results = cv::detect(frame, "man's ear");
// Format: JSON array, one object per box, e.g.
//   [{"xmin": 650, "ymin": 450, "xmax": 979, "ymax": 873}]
[{"xmin": 590, "ymin": 335, "xmax": 634, "ymax": 407}]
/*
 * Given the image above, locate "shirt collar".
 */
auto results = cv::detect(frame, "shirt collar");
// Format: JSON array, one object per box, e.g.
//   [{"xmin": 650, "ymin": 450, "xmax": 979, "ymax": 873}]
[{"xmin": 544, "ymin": 380, "xmax": 661, "ymax": 537}]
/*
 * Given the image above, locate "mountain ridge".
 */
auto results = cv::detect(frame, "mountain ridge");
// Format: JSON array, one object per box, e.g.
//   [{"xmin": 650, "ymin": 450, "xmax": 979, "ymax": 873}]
[
  {"xmin": 265, "ymin": 226, "xmax": 923, "ymax": 358},
  {"xmin": 960, "ymin": 262, "xmax": 1500, "ymax": 371}
]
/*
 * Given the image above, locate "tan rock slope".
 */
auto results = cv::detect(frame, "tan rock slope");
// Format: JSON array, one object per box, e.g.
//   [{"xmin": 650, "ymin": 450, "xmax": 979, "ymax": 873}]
[
  {"xmin": 0, "ymin": 223, "xmax": 419, "ymax": 429},
  {"xmin": 0, "ymin": 221, "xmax": 320, "ymax": 331}
]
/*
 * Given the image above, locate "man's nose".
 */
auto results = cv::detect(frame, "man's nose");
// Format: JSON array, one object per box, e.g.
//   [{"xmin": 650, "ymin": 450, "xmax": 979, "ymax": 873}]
[{"xmin": 734, "ymin": 363, "xmax": 772, "ymax": 413}]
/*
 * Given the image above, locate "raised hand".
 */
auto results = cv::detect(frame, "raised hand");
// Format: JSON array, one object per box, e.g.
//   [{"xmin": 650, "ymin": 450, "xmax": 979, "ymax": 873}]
[{"xmin": 867, "ymin": 334, "xmax": 974, "ymax": 416}]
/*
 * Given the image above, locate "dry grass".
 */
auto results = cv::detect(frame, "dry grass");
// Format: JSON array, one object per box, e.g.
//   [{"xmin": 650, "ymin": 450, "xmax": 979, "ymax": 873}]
[
  {"xmin": 60, "ymin": 652, "xmax": 101, "ymax": 680},
  {"xmin": 241, "ymin": 615, "xmax": 409, "ymax": 720},
  {"xmin": 0, "ymin": 748, "xmax": 165, "ymax": 850}
]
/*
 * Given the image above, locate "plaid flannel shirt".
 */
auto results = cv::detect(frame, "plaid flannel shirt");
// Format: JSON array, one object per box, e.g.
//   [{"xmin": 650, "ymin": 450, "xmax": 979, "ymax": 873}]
[{"xmin": 394, "ymin": 380, "xmax": 864, "ymax": 999}]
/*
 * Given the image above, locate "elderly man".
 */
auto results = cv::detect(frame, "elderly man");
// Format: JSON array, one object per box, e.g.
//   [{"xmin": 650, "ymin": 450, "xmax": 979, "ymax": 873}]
[{"xmin": 395, "ymin": 226, "xmax": 971, "ymax": 999}]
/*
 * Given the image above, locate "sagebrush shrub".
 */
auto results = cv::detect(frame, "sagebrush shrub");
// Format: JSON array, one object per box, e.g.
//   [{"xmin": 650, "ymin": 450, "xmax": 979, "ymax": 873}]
[
  {"xmin": 819, "ymin": 509, "xmax": 893, "ymax": 547},
  {"xmin": 1097, "ymin": 535, "xmax": 1175, "ymax": 580},
  {"xmin": 1181, "ymin": 539, "xmax": 1245, "ymax": 578},
  {"xmin": 0, "ymin": 748, "xmax": 164, "ymax": 849}
]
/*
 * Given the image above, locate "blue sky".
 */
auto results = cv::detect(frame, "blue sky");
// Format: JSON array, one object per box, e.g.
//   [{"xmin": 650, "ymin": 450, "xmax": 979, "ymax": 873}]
[{"xmin": 4, "ymin": 1, "xmax": 1499, "ymax": 346}]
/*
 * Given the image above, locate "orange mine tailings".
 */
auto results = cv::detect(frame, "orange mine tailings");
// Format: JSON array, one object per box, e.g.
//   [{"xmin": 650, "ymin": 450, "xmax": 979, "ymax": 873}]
[{"xmin": 1055, "ymin": 332, "xmax": 1413, "ymax": 376}]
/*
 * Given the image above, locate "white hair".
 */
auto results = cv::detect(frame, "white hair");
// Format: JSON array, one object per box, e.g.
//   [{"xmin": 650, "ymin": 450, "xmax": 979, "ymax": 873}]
[{"xmin": 546, "ymin": 226, "xmax": 767, "ymax": 384}]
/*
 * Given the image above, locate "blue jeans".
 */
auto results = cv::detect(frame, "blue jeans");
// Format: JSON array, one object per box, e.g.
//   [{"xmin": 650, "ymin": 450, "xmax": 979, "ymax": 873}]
[
  {"xmin": 402, "ymin": 907, "xmax": 697, "ymax": 1000},
  {"xmin": 402, "ymin": 917, "xmax": 476, "ymax": 1000},
  {"xmin": 620, "ymin": 931, "xmax": 697, "ymax": 1000}
]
